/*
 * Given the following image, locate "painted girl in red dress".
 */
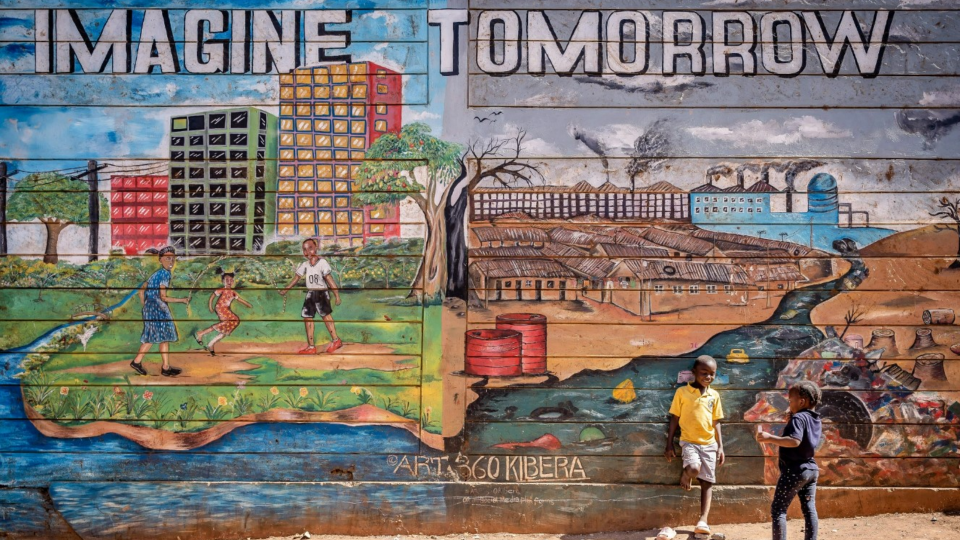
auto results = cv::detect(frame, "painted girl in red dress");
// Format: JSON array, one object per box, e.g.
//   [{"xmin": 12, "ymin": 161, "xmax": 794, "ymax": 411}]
[{"xmin": 194, "ymin": 268, "xmax": 252, "ymax": 355}]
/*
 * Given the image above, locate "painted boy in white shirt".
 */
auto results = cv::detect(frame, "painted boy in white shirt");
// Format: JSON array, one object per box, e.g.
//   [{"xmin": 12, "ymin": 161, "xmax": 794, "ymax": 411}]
[{"xmin": 280, "ymin": 238, "xmax": 342, "ymax": 354}]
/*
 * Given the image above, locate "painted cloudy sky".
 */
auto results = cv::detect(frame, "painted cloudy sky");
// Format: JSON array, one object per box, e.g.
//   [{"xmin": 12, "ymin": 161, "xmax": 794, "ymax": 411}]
[{"xmin": 1, "ymin": 0, "xmax": 959, "ymax": 227}]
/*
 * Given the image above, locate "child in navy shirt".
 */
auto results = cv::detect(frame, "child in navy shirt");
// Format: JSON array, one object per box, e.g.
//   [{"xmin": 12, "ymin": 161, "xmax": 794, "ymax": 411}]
[{"xmin": 756, "ymin": 381, "xmax": 823, "ymax": 540}]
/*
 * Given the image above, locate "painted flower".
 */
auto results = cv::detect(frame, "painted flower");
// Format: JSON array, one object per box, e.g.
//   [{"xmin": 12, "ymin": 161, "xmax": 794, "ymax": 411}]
[
  {"xmin": 60, "ymin": 387, "xmax": 69, "ymax": 396},
  {"xmin": 299, "ymin": 387, "xmax": 309, "ymax": 397},
  {"xmin": 270, "ymin": 386, "xmax": 279, "ymax": 396},
  {"xmin": 218, "ymin": 396, "xmax": 228, "ymax": 407},
  {"xmin": 113, "ymin": 386, "xmax": 123, "ymax": 395},
  {"xmin": 180, "ymin": 403, "xmax": 188, "ymax": 411},
  {"xmin": 350, "ymin": 386, "xmax": 363, "ymax": 395},
  {"xmin": 143, "ymin": 391, "xmax": 153, "ymax": 401}
]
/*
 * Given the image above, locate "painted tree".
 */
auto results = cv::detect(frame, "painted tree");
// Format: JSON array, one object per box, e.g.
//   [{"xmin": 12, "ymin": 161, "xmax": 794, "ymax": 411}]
[
  {"xmin": 7, "ymin": 173, "xmax": 107, "ymax": 263},
  {"xmin": 353, "ymin": 123, "xmax": 463, "ymax": 300},
  {"xmin": 625, "ymin": 119, "xmax": 671, "ymax": 192},
  {"xmin": 931, "ymin": 196, "xmax": 960, "ymax": 269},
  {"xmin": 445, "ymin": 130, "xmax": 545, "ymax": 299}
]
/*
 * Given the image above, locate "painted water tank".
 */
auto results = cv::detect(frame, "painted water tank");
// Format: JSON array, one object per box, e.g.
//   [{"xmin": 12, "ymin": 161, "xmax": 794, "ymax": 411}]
[{"xmin": 807, "ymin": 173, "xmax": 839, "ymax": 215}]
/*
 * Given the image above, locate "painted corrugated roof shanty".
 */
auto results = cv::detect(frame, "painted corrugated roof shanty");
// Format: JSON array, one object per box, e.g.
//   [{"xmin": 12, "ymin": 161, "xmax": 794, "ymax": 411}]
[
  {"xmin": 622, "ymin": 259, "xmax": 754, "ymax": 285},
  {"xmin": 472, "ymin": 227, "xmax": 550, "ymax": 244},
  {"xmin": 691, "ymin": 229, "xmax": 815, "ymax": 256},
  {"xmin": 472, "ymin": 259, "xmax": 577, "ymax": 279},
  {"xmin": 469, "ymin": 246, "xmax": 543, "ymax": 258},
  {"xmin": 632, "ymin": 227, "xmax": 717, "ymax": 256},
  {"xmin": 594, "ymin": 243, "xmax": 671, "ymax": 258},
  {"xmin": 745, "ymin": 264, "xmax": 806, "ymax": 283},
  {"xmin": 548, "ymin": 227, "xmax": 616, "ymax": 248}
]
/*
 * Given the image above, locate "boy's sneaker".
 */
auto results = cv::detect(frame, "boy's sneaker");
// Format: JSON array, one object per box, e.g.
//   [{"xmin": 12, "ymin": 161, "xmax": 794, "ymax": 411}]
[
  {"xmin": 298, "ymin": 345, "xmax": 317, "ymax": 355},
  {"xmin": 325, "ymin": 339, "xmax": 343, "ymax": 353}
]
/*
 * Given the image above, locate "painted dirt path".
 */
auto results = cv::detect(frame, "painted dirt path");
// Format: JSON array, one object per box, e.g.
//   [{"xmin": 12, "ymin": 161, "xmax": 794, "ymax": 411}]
[{"xmin": 56, "ymin": 341, "xmax": 417, "ymax": 384}]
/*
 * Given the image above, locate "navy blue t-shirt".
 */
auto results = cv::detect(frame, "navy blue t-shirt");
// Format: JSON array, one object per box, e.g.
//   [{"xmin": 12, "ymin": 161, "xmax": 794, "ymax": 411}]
[{"xmin": 778, "ymin": 409, "xmax": 822, "ymax": 472}]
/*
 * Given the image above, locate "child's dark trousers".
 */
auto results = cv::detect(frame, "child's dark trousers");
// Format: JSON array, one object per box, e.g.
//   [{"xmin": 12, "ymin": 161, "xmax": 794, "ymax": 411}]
[{"xmin": 771, "ymin": 467, "xmax": 818, "ymax": 540}]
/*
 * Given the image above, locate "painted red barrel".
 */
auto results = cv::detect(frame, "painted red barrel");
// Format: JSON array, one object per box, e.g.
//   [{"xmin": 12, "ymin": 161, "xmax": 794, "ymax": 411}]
[
  {"xmin": 496, "ymin": 313, "xmax": 547, "ymax": 375},
  {"xmin": 464, "ymin": 329, "xmax": 522, "ymax": 377}
]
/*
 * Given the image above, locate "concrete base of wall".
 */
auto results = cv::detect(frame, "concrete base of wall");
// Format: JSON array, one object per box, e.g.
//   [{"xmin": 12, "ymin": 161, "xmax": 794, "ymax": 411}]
[{"xmin": 7, "ymin": 484, "xmax": 960, "ymax": 539}]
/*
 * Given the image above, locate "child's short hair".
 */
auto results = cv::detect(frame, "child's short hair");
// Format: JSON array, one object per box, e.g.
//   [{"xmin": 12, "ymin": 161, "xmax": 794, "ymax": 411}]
[
  {"xmin": 302, "ymin": 238, "xmax": 318, "ymax": 248},
  {"xmin": 790, "ymin": 381, "xmax": 822, "ymax": 409},
  {"xmin": 693, "ymin": 355, "xmax": 716, "ymax": 370}
]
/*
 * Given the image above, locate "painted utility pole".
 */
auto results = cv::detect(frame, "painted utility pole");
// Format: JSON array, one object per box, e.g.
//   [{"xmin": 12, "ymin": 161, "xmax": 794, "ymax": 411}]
[
  {"xmin": 0, "ymin": 162, "xmax": 7, "ymax": 256},
  {"xmin": 86, "ymin": 160, "xmax": 99, "ymax": 262}
]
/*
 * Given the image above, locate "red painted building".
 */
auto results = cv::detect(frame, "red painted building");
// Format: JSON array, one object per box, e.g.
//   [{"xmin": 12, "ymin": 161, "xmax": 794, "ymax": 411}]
[{"xmin": 110, "ymin": 176, "xmax": 169, "ymax": 254}]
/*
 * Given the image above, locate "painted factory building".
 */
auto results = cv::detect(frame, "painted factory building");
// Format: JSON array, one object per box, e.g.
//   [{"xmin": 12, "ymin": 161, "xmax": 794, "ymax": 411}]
[
  {"xmin": 471, "ymin": 181, "xmax": 689, "ymax": 222},
  {"xmin": 167, "ymin": 107, "xmax": 278, "ymax": 254},
  {"xmin": 690, "ymin": 171, "xmax": 893, "ymax": 250},
  {"xmin": 276, "ymin": 62, "xmax": 402, "ymax": 247}
]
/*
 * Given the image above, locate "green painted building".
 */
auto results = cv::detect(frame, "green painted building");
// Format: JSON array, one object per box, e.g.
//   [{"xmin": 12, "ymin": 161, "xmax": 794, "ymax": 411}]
[{"xmin": 168, "ymin": 107, "xmax": 278, "ymax": 254}]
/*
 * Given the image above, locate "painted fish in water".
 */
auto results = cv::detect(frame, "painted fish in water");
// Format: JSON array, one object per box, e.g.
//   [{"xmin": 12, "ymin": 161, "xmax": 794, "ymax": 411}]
[{"xmin": 492, "ymin": 433, "xmax": 562, "ymax": 450}]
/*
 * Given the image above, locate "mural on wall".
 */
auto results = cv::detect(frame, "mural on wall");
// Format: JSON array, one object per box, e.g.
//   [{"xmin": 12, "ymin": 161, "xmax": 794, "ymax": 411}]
[{"xmin": 1, "ymin": 1, "xmax": 960, "ymax": 537}]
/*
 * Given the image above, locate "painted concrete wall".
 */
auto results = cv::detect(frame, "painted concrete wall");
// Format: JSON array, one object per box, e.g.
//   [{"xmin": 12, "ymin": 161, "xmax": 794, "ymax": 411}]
[{"xmin": 1, "ymin": 1, "xmax": 960, "ymax": 538}]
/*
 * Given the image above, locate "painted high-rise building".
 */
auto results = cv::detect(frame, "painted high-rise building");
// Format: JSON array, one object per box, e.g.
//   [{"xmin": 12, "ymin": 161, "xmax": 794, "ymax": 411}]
[
  {"xmin": 277, "ymin": 62, "xmax": 402, "ymax": 247},
  {"xmin": 110, "ymin": 175, "xmax": 169, "ymax": 254},
  {"xmin": 167, "ymin": 107, "xmax": 278, "ymax": 254}
]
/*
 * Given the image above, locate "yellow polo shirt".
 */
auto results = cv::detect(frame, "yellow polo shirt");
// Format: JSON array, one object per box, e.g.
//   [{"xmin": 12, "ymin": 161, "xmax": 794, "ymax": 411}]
[{"xmin": 669, "ymin": 384, "xmax": 724, "ymax": 445}]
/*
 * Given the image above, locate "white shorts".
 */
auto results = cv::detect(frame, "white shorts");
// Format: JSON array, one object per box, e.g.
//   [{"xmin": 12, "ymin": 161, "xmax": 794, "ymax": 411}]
[{"xmin": 680, "ymin": 441, "xmax": 718, "ymax": 484}]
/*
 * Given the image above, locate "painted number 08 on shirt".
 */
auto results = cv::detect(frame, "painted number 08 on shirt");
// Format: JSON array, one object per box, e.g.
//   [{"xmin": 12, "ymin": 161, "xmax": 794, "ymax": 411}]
[{"xmin": 297, "ymin": 259, "xmax": 333, "ymax": 290}]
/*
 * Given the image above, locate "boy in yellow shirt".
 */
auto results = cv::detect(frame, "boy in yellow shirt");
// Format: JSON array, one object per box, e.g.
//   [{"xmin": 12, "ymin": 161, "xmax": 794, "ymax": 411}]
[{"xmin": 663, "ymin": 355, "xmax": 725, "ymax": 537}]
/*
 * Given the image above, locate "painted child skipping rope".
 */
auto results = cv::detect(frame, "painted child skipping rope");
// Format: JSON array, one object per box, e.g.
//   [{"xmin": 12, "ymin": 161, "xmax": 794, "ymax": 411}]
[
  {"xmin": 194, "ymin": 268, "xmax": 252, "ymax": 356},
  {"xmin": 130, "ymin": 240, "xmax": 343, "ymax": 377}
]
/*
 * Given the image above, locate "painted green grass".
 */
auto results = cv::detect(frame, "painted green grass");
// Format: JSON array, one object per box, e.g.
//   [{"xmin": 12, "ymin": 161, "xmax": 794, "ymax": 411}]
[
  {"xmin": 24, "ymin": 371, "xmax": 422, "ymax": 433},
  {"xmin": 238, "ymin": 357, "xmax": 421, "ymax": 386},
  {"xmin": 0, "ymin": 289, "xmax": 127, "ymax": 350}
]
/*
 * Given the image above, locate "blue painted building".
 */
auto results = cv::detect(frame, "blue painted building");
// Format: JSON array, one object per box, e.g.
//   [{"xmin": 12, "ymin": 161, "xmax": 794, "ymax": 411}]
[{"xmin": 691, "ymin": 172, "xmax": 893, "ymax": 251}]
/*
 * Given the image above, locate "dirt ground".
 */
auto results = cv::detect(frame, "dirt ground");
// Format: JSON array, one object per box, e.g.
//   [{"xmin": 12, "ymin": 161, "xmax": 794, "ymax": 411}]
[{"xmin": 250, "ymin": 511, "xmax": 959, "ymax": 540}]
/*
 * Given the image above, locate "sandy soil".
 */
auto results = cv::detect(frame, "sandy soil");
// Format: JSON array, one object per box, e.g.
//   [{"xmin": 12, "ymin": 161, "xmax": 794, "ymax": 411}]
[
  {"xmin": 811, "ymin": 225, "xmax": 960, "ymax": 386},
  {"xmin": 251, "ymin": 511, "xmax": 960, "ymax": 540},
  {"xmin": 57, "ymin": 341, "xmax": 416, "ymax": 385}
]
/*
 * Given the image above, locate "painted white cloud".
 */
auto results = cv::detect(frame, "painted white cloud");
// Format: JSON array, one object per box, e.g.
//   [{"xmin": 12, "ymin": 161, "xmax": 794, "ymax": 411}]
[
  {"xmin": 404, "ymin": 109, "xmax": 441, "ymax": 122},
  {"xmin": 919, "ymin": 88, "xmax": 960, "ymax": 107},
  {"xmin": 688, "ymin": 116, "xmax": 853, "ymax": 146},
  {"xmin": 364, "ymin": 10, "xmax": 399, "ymax": 26}
]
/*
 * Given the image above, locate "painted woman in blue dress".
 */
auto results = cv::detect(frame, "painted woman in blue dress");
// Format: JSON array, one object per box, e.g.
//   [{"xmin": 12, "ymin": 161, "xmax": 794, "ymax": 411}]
[{"xmin": 130, "ymin": 246, "xmax": 189, "ymax": 377}]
